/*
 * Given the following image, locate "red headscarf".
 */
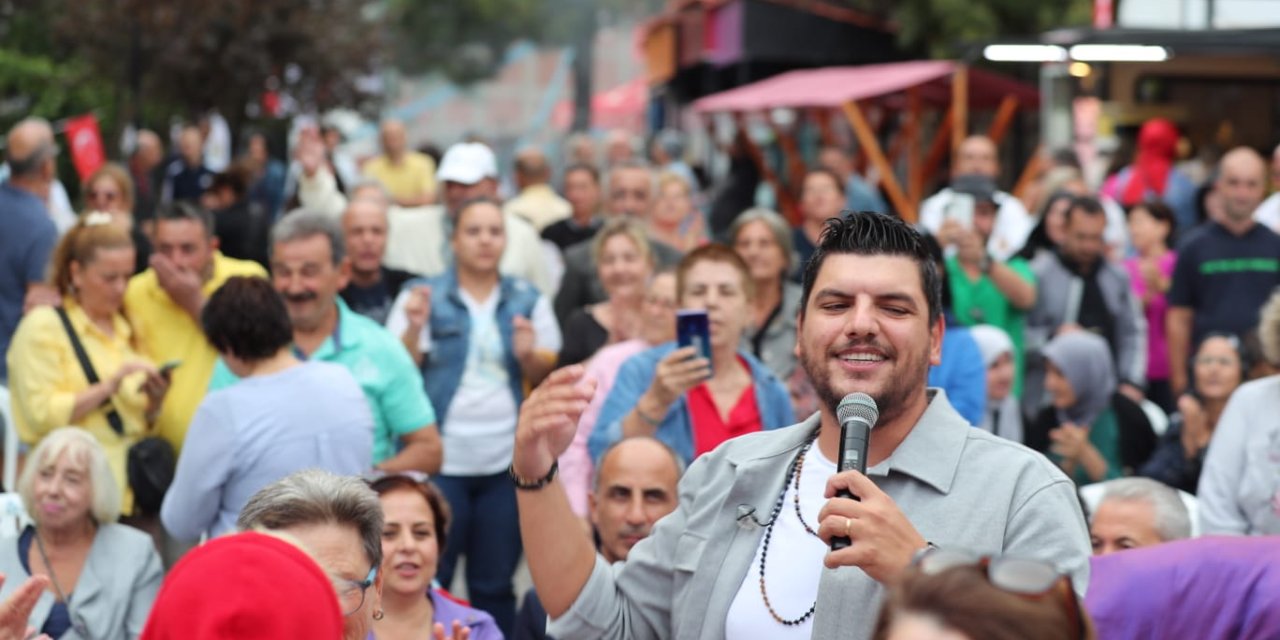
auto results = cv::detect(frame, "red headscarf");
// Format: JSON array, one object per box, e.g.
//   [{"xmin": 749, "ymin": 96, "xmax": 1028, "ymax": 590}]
[
  {"xmin": 1122, "ymin": 118, "xmax": 1180, "ymax": 206},
  {"xmin": 141, "ymin": 532, "xmax": 344, "ymax": 640}
]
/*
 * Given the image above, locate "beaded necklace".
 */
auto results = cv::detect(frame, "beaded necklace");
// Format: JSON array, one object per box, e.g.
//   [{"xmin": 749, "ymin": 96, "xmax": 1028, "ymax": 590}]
[{"xmin": 757, "ymin": 433, "xmax": 821, "ymax": 626}]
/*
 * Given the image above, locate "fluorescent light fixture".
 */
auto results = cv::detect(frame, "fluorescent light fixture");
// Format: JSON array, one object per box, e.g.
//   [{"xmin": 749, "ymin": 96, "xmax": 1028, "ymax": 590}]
[
  {"xmin": 983, "ymin": 44, "xmax": 1068, "ymax": 62},
  {"xmin": 1069, "ymin": 44, "xmax": 1169, "ymax": 62}
]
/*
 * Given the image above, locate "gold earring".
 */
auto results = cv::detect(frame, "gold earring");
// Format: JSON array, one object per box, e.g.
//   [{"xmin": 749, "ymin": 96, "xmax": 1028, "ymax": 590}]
[{"xmin": 372, "ymin": 610, "xmax": 385, "ymax": 621}]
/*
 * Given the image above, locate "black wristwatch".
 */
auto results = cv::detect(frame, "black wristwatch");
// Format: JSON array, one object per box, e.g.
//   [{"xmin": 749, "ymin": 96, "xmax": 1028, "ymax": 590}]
[{"xmin": 509, "ymin": 461, "xmax": 558, "ymax": 491}]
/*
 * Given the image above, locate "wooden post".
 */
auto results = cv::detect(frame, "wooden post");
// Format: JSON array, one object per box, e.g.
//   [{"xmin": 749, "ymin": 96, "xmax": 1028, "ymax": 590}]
[
  {"xmin": 813, "ymin": 108, "xmax": 838, "ymax": 148},
  {"xmin": 952, "ymin": 63, "xmax": 968, "ymax": 153},
  {"xmin": 906, "ymin": 86, "xmax": 923, "ymax": 208},
  {"xmin": 841, "ymin": 100, "xmax": 915, "ymax": 222},
  {"xmin": 734, "ymin": 112, "xmax": 799, "ymax": 224},
  {"xmin": 986, "ymin": 95, "xmax": 1020, "ymax": 145},
  {"xmin": 767, "ymin": 118, "xmax": 807, "ymax": 205},
  {"xmin": 921, "ymin": 103, "xmax": 954, "ymax": 191},
  {"xmin": 1012, "ymin": 144, "xmax": 1046, "ymax": 202}
]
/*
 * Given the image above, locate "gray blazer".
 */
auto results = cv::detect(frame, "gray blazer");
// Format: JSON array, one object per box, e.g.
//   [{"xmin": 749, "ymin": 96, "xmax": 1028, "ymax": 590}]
[
  {"xmin": 548, "ymin": 391, "xmax": 1091, "ymax": 640},
  {"xmin": 0, "ymin": 524, "xmax": 163, "ymax": 640}
]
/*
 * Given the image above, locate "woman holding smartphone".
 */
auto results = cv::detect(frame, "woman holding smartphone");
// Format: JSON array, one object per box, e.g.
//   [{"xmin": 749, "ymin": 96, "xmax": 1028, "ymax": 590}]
[{"xmin": 587, "ymin": 244, "xmax": 793, "ymax": 465}]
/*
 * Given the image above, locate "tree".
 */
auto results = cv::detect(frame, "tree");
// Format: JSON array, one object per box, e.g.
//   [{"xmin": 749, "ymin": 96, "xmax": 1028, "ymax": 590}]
[
  {"xmin": 385, "ymin": 0, "xmax": 661, "ymax": 132},
  {"xmin": 841, "ymin": 0, "xmax": 1093, "ymax": 59},
  {"xmin": 39, "ymin": 0, "xmax": 381, "ymax": 134}
]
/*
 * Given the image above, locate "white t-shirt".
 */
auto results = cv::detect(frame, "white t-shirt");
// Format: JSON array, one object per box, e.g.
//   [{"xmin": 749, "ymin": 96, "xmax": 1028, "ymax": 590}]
[
  {"xmin": 919, "ymin": 188, "xmax": 1034, "ymax": 261},
  {"xmin": 385, "ymin": 286, "xmax": 561, "ymax": 476},
  {"xmin": 725, "ymin": 445, "xmax": 839, "ymax": 639},
  {"xmin": 1255, "ymin": 192, "xmax": 1280, "ymax": 234}
]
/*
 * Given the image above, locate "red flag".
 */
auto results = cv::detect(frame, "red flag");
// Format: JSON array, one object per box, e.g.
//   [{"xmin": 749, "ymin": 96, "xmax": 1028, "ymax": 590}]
[
  {"xmin": 1094, "ymin": 0, "xmax": 1114, "ymax": 28},
  {"xmin": 63, "ymin": 114, "xmax": 105, "ymax": 182}
]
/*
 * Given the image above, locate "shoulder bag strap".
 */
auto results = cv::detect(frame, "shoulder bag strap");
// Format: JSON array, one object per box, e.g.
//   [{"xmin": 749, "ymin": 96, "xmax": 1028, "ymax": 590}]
[{"xmin": 54, "ymin": 307, "xmax": 126, "ymax": 437}]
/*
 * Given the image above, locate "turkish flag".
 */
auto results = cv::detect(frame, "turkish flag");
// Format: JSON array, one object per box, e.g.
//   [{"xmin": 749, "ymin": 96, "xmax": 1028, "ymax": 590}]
[{"xmin": 64, "ymin": 114, "xmax": 105, "ymax": 182}]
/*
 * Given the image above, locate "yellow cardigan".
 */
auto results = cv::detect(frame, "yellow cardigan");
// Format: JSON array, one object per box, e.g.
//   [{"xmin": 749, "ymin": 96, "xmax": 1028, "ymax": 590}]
[{"xmin": 6, "ymin": 298, "xmax": 151, "ymax": 514}]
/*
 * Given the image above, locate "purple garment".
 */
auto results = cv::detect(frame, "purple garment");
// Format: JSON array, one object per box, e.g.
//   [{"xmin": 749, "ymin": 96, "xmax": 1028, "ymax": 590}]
[
  {"xmin": 1123, "ymin": 252, "xmax": 1176, "ymax": 381},
  {"xmin": 1085, "ymin": 536, "xmax": 1280, "ymax": 640},
  {"xmin": 367, "ymin": 589, "xmax": 504, "ymax": 640}
]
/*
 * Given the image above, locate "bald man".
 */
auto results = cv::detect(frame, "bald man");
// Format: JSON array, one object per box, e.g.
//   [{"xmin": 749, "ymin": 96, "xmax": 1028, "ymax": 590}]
[
  {"xmin": 918, "ymin": 135, "xmax": 1035, "ymax": 261},
  {"xmin": 338, "ymin": 186, "xmax": 418, "ymax": 324},
  {"xmin": 1253, "ymin": 142, "xmax": 1280, "ymax": 233},
  {"xmin": 1167, "ymin": 147, "xmax": 1280, "ymax": 395},
  {"xmin": 362, "ymin": 119, "xmax": 437, "ymax": 207},
  {"xmin": 514, "ymin": 436, "xmax": 683, "ymax": 640},
  {"xmin": 0, "ymin": 118, "xmax": 59, "ymax": 381},
  {"xmin": 504, "ymin": 147, "xmax": 572, "ymax": 231}
]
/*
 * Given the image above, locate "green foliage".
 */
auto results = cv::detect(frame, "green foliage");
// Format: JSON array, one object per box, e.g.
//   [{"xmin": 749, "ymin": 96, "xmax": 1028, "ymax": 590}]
[{"xmin": 886, "ymin": 0, "xmax": 1094, "ymax": 58}]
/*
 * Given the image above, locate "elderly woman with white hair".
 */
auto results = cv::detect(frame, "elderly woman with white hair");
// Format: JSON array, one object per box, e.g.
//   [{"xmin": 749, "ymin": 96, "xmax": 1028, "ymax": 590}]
[
  {"xmin": 0, "ymin": 427, "xmax": 162, "ymax": 639},
  {"xmin": 969, "ymin": 324, "xmax": 1025, "ymax": 443}
]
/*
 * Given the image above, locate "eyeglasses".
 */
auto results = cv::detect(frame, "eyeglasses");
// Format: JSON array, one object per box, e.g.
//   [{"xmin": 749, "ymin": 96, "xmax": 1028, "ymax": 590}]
[
  {"xmin": 88, "ymin": 189, "xmax": 119, "ymax": 202},
  {"xmin": 333, "ymin": 566, "xmax": 378, "ymax": 616},
  {"xmin": 913, "ymin": 548, "xmax": 1085, "ymax": 640}
]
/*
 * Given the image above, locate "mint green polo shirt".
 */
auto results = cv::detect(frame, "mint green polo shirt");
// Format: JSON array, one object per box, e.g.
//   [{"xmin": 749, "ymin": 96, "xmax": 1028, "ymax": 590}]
[
  {"xmin": 209, "ymin": 298, "xmax": 436, "ymax": 465},
  {"xmin": 946, "ymin": 256, "xmax": 1034, "ymax": 398}
]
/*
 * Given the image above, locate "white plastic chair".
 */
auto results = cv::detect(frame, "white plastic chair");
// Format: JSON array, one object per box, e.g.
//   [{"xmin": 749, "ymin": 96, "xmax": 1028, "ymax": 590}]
[
  {"xmin": 0, "ymin": 385, "xmax": 16, "ymax": 492},
  {"xmin": 0, "ymin": 386, "xmax": 28, "ymax": 535}
]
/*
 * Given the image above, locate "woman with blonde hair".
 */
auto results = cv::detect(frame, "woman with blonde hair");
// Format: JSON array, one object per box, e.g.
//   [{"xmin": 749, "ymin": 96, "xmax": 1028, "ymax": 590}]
[
  {"xmin": 84, "ymin": 162, "xmax": 151, "ymax": 273},
  {"xmin": 557, "ymin": 218, "xmax": 654, "ymax": 366},
  {"xmin": 6, "ymin": 214, "xmax": 169, "ymax": 515},
  {"xmin": 0, "ymin": 427, "xmax": 162, "ymax": 638}
]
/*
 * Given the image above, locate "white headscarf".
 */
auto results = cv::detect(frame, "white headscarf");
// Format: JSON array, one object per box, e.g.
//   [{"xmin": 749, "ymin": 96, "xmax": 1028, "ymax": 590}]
[{"xmin": 969, "ymin": 325, "xmax": 1023, "ymax": 443}]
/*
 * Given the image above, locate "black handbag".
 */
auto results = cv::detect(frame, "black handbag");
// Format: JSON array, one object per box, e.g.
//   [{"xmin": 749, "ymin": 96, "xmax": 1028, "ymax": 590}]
[{"xmin": 55, "ymin": 307, "xmax": 175, "ymax": 514}]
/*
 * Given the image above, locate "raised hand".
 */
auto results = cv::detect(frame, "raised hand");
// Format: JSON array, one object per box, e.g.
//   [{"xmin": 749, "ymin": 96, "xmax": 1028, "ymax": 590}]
[
  {"xmin": 512, "ymin": 366, "xmax": 597, "ymax": 481},
  {"xmin": 403, "ymin": 286, "xmax": 432, "ymax": 332},
  {"xmin": 432, "ymin": 620, "xmax": 471, "ymax": 640},
  {"xmin": 649, "ymin": 346, "xmax": 711, "ymax": 407},
  {"xmin": 512, "ymin": 315, "xmax": 535, "ymax": 362}
]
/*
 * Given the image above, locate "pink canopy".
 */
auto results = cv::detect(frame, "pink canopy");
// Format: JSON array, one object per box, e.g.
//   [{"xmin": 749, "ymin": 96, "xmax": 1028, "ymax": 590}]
[{"xmin": 691, "ymin": 60, "xmax": 1039, "ymax": 113}]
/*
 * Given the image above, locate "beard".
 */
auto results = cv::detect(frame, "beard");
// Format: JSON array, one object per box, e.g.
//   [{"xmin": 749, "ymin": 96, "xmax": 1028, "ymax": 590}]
[{"xmin": 799, "ymin": 335, "xmax": 930, "ymax": 426}]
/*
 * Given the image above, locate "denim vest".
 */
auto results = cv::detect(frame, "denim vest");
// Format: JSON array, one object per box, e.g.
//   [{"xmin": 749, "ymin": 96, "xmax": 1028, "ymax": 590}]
[{"xmin": 416, "ymin": 270, "xmax": 541, "ymax": 431}]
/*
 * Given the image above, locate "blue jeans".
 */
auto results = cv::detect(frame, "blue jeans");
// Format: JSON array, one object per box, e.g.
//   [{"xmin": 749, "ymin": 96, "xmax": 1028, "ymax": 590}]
[{"xmin": 435, "ymin": 472, "xmax": 522, "ymax": 637}]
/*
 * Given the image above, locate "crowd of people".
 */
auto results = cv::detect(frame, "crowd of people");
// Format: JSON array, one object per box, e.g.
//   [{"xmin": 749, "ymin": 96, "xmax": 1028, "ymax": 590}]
[{"xmin": 0, "ymin": 109, "xmax": 1277, "ymax": 640}]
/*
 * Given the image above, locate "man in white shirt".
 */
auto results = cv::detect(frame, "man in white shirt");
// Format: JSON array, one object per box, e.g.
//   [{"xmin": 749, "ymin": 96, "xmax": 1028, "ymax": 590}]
[
  {"xmin": 296, "ymin": 141, "xmax": 552, "ymax": 294},
  {"xmin": 919, "ymin": 135, "xmax": 1034, "ymax": 261},
  {"xmin": 1252, "ymin": 142, "xmax": 1280, "ymax": 233}
]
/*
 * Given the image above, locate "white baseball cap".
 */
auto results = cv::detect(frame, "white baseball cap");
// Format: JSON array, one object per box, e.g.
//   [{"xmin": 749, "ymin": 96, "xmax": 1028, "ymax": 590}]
[{"xmin": 436, "ymin": 142, "xmax": 498, "ymax": 185}]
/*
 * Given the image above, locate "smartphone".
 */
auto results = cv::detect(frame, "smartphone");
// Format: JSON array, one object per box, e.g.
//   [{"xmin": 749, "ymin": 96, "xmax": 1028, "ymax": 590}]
[
  {"xmin": 675, "ymin": 310, "xmax": 713, "ymax": 373},
  {"xmin": 158, "ymin": 360, "xmax": 182, "ymax": 375},
  {"xmin": 945, "ymin": 193, "xmax": 975, "ymax": 230}
]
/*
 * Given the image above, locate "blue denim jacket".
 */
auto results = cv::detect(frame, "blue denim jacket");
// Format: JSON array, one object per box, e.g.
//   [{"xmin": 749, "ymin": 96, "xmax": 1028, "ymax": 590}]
[
  {"xmin": 416, "ymin": 270, "xmax": 541, "ymax": 430},
  {"xmin": 587, "ymin": 342, "xmax": 795, "ymax": 464}
]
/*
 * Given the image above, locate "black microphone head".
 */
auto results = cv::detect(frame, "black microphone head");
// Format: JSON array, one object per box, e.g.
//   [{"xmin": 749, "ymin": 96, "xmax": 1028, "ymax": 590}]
[{"xmin": 837, "ymin": 393, "xmax": 879, "ymax": 429}]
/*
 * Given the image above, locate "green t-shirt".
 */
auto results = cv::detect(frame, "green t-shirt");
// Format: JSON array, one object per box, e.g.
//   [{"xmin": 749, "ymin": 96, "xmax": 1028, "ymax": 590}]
[
  {"xmin": 947, "ymin": 256, "xmax": 1034, "ymax": 398},
  {"xmin": 209, "ymin": 298, "xmax": 437, "ymax": 465}
]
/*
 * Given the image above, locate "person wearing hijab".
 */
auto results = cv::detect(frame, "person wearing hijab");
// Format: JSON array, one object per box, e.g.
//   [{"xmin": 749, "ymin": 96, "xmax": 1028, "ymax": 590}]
[
  {"xmin": 141, "ymin": 531, "xmax": 344, "ymax": 640},
  {"xmin": 1101, "ymin": 118, "xmax": 1198, "ymax": 229},
  {"xmin": 1035, "ymin": 331, "xmax": 1124, "ymax": 484},
  {"xmin": 970, "ymin": 325, "xmax": 1024, "ymax": 443}
]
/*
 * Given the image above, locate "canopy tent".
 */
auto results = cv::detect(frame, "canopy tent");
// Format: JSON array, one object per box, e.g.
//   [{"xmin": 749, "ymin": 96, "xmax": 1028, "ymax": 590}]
[
  {"xmin": 693, "ymin": 60, "xmax": 1039, "ymax": 112},
  {"xmin": 691, "ymin": 60, "xmax": 1041, "ymax": 222}
]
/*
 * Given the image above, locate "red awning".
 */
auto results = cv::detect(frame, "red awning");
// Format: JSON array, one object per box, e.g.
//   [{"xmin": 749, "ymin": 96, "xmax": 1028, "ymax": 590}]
[{"xmin": 691, "ymin": 60, "xmax": 1039, "ymax": 112}]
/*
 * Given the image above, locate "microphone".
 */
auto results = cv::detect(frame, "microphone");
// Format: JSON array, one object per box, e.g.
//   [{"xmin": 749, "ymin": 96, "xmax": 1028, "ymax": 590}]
[{"xmin": 831, "ymin": 393, "xmax": 879, "ymax": 551}]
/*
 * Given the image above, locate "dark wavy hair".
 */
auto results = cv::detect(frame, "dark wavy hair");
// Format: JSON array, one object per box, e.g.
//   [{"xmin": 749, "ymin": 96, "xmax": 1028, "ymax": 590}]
[
  {"xmin": 202, "ymin": 276, "xmax": 293, "ymax": 362},
  {"xmin": 800, "ymin": 212, "xmax": 942, "ymax": 325}
]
